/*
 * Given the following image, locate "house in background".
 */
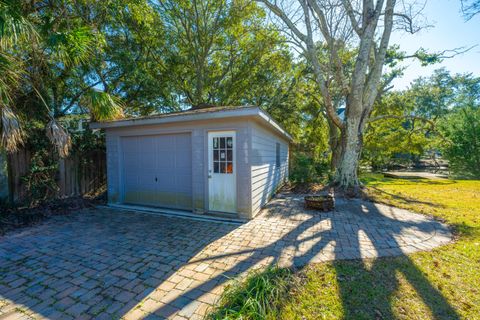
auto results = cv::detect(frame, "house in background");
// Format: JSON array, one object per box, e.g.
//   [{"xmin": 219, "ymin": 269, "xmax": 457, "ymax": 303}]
[{"xmin": 91, "ymin": 106, "xmax": 291, "ymax": 220}]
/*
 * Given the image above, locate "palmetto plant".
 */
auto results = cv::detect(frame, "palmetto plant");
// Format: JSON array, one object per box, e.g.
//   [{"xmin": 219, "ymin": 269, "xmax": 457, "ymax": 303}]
[
  {"xmin": 0, "ymin": 0, "xmax": 124, "ymax": 156},
  {"xmin": 81, "ymin": 89, "xmax": 124, "ymax": 122},
  {"xmin": 0, "ymin": 0, "xmax": 31, "ymax": 152}
]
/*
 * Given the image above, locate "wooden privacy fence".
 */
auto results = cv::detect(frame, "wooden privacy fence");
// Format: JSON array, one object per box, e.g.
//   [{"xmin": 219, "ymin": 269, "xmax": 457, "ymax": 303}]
[{"xmin": 6, "ymin": 149, "xmax": 106, "ymax": 203}]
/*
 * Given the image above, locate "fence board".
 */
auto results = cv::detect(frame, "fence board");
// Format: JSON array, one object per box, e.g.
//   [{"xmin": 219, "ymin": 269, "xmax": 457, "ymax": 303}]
[{"xmin": 7, "ymin": 149, "xmax": 106, "ymax": 203}]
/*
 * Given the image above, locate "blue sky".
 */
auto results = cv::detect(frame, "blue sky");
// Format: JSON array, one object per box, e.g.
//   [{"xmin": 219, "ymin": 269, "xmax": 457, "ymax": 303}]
[{"xmin": 390, "ymin": 0, "xmax": 480, "ymax": 89}]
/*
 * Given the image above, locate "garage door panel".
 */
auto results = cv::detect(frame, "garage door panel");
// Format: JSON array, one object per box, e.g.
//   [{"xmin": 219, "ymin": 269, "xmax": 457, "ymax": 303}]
[
  {"xmin": 122, "ymin": 136, "xmax": 139, "ymax": 152},
  {"xmin": 174, "ymin": 156, "xmax": 191, "ymax": 169},
  {"xmin": 121, "ymin": 133, "xmax": 192, "ymax": 210},
  {"xmin": 137, "ymin": 157, "xmax": 156, "ymax": 172},
  {"xmin": 174, "ymin": 138, "xmax": 191, "ymax": 166},
  {"xmin": 156, "ymin": 156, "xmax": 175, "ymax": 169},
  {"xmin": 155, "ymin": 135, "xmax": 174, "ymax": 151},
  {"xmin": 157, "ymin": 177, "xmax": 176, "ymax": 191}
]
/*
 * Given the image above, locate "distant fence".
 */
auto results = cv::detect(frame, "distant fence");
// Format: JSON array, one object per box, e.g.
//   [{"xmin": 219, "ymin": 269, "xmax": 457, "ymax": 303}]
[{"xmin": 5, "ymin": 148, "xmax": 106, "ymax": 203}]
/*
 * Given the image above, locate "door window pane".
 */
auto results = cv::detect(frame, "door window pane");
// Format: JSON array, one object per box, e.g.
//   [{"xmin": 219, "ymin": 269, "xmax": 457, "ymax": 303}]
[{"xmin": 212, "ymin": 136, "xmax": 234, "ymax": 174}]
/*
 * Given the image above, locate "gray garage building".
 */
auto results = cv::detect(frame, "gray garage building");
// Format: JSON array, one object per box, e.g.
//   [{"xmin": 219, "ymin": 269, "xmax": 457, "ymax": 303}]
[{"xmin": 91, "ymin": 106, "xmax": 291, "ymax": 220}]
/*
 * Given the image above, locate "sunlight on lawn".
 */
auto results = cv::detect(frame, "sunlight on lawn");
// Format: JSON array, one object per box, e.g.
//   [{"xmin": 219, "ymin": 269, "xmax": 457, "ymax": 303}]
[{"xmin": 280, "ymin": 174, "xmax": 480, "ymax": 320}]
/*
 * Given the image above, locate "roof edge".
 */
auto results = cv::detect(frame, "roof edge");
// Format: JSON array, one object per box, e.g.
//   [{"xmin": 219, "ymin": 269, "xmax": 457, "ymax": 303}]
[
  {"xmin": 256, "ymin": 108, "xmax": 293, "ymax": 141},
  {"xmin": 90, "ymin": 106, "xmax": 292, "ymax": 141}
]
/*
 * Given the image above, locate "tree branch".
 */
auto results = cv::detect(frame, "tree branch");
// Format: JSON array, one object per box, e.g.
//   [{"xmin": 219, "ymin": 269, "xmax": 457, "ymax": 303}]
[
  {"xmin": 300, "ymin": 0, "xmax": 344, "ymax": 129},
  {"xmin": 341, "ymin": 0, "xmax": 362, "ymax": 35},
  {"xmin": 256, "ymin": 0, "xmax": 307, "ymax": 42},
  {"xmin": 368, "ymin": 114, "xmax": 435, "ymax": 127}
]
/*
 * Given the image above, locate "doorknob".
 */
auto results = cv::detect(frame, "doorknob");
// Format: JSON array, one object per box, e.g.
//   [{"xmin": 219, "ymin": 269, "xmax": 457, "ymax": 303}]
[{"xmin": 155, "ymin": 177, "xmax": 158, "ymax": 182}]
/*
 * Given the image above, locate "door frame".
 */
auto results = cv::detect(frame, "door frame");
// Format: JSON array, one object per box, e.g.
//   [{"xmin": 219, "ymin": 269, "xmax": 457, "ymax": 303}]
[{"xmin": 207, "ymin": 130, "xmax": 237, "ymax": 214}]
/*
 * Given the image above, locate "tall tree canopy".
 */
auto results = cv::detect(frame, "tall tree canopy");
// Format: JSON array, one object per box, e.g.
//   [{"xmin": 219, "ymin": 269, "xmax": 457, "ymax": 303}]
[
  {"xmin": 0, "ymin": 0, "xmax": 294, "ymax": 155},
  {"xmin": 155, "ymin": 0, "xmax": 293, "ymax": 108},
  {"xmin": 256, "ymin": 0, "xmax": 426, "ymax": 189},
  {"xmin": 362, "ymin": 69, "xmax": 480, "ymax": 175}
]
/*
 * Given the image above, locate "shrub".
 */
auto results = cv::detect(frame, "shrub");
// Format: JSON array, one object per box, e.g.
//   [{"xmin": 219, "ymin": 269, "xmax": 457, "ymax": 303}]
[
  {"xmin": 19, "ymin": 121, "xmax": 105, "ymax": 205},
  {"xmin": 290, "ymin": 152, "xmax": 330, "ymax": 183},
  {"xmin": 440, "ymin": 106, "xmax": 480, "ymax": 178},
  {"xmin": 207, "ymin": 266, "xmax": 292, "ymax": 320}
]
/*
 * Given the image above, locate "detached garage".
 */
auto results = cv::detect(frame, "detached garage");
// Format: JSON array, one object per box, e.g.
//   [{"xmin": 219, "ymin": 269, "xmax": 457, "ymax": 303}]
[{"xmin": 90, "ymin": 106, "xmax": 291, "ymax": 220}]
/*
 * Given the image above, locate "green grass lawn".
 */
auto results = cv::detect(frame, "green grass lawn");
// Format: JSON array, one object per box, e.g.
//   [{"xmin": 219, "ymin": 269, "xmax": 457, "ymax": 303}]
[
  {"xmin": 280, "ymin": 174, "xmax": 480, "ymax": 320},
  {"xmin": 209, "ymin": 174, "xmax": 480, "ymax": 319}
]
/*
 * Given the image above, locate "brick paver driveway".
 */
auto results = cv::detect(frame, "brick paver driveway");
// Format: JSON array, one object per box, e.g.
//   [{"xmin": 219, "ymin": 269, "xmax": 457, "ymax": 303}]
[{"xmin": 0, "ymin": 193, "xmax": 452, "ymax": 319}]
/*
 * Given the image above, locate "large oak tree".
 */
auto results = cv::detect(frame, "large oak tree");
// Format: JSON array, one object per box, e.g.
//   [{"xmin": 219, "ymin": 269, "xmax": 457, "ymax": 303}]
[{"xmin": 257, "ymin": 0, "xmax": 422, "ymax": 188}]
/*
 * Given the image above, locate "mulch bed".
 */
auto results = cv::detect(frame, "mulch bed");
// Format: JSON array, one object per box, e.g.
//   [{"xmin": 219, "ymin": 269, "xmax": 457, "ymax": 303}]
[
  {"xmin": 282, "ymin": 182, "xmax": 328, "ymax": 194},
  {"xmin": 0, "ymin": 195, "xmax": 105, "ymax": 236},
  {"xmin": 284, "ymin": 182, "xmax": 374, "ymax": 201}
]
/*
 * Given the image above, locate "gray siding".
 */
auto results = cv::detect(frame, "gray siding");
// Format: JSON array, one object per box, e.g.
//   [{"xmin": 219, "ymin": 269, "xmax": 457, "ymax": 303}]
[
  {"xmin": 104, "ymin": 117, "xmax": 252, "ymax": 219},
  {"xmin": 250, "ymin": 122, "xmax": 289, "ymax": 217}
]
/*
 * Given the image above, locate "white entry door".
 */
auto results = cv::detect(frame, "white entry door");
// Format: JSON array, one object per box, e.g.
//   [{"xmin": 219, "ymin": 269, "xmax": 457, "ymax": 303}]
[{"xmin": 208, "ymin": 131, "xmax": 236, "ymax": 213}]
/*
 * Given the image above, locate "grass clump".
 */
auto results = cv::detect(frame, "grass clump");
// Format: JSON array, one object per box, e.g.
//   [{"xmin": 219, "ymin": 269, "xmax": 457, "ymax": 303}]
[{"xmin": 207, "ymin": 266, "xmax": 292, "ymax": 320}]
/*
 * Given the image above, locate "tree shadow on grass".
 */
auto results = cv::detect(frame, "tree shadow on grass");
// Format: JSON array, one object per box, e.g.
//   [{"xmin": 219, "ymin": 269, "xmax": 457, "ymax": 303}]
[
  {"xmin": 363, "ymin": 176, "xmax": 457, "ymax": 186},
  {"xmin": 146, "ymin": 196, "xmax": 458, "ymax": 319},
  {"xmin": 365, "ymin": 185, "xmax": 447, "ymax": 209},
  {"xmin": 333, "ymin": 253, "xmax": 459, "ymax": 319}
]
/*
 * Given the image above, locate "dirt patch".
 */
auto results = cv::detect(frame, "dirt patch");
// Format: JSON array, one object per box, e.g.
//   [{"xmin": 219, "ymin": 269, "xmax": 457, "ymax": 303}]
[
  {"xmin": 283, "ymin": 182, "xmax": 328, "ymax": 194},
  {"xmin": 0, "ymin": 195, "xmax": 105, "ymax": 236}
]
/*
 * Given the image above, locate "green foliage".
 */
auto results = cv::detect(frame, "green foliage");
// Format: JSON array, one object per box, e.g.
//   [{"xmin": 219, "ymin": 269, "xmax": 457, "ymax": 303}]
[
  {"xmin": 290, "ymin": 152, "xmax": 330, "ymax": 183},
  {"xmin": 363, "ymin": 69, "xmax": 480, "ymax": 171},
  {"xmin": 440, "ymin": 107, "xmax": 480, "ymax": 178},
  {"xmin": 81, "ymin": 90, "xmax": 124, "ymax": 121},
  {"xmin": 157, "ymin": 0, "xmax": 292, "ymax": 108},
  {"xmin": 46, "ymin": 26, "xmax": 100, "ymax": 67},
  {"xmin": 0, "ymin": 0, "xmax": 35, "ymax": 44},
  {"xmin": 17, "ymin": 117, "xmax": 104, "ymax": 205},
  {"xmin": 70, "ymin": 126, "xmax": 105, "ymax": 154},
  {"xmin": 1, "ymin": 0, "xmax": 299, "ymax": 154},
  {"xmin": 363, "ymin": 91, "xmax": 434, "ymax": 170},
  {"xmin": 263, "ymin": 62, "xmax": 331, "ymax": 181},
  {"xmin": 20, "ymin": 126, "xmax": 59, "ymax": 205},
  {"xmin": 207, "ymin": 266, "xmax": 292, "ymax": 320}
]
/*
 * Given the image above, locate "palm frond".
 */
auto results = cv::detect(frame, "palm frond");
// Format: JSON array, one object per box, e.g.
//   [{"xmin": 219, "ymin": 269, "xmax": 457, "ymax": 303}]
[
  {"xmin": 0, "ymin": 51, "xmax": 21, "ymax": 90},
  {"xmin": 82, "ymin": 90, "xmax": 125, "ymax": 121},
  {"xmin": 0, "ymin": 0, "xmax": 37, "ymax": 47},
  {"xmin": 46, "ymin": 119, "xmax": 71, "ymax": 158},
  {"xmin": 0, "ymin": 104, "xmax": 23, "ymax": 152},
  {"xmin": 48, "ymin": 26, "xmax": 98, "ymax": 67},
  {"xmin": 30, "ymin": 86, "xmax": 71, "ymax": 158}
]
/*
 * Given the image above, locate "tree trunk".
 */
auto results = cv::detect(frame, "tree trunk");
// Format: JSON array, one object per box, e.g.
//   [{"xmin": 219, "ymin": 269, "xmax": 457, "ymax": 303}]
[
  {"xmin": 334, "ymin": 116, "xmax": 363, "ymax": 189},
  {"xmin": 327, "ymin": 117, "xmax": 342, "ymax": 170}
]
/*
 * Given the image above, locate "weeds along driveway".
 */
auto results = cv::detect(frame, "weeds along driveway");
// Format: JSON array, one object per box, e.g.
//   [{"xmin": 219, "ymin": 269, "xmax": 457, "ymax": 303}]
[{"xmin": 0, "ymin": 194, "xmax": 452, "ymax": 319}]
